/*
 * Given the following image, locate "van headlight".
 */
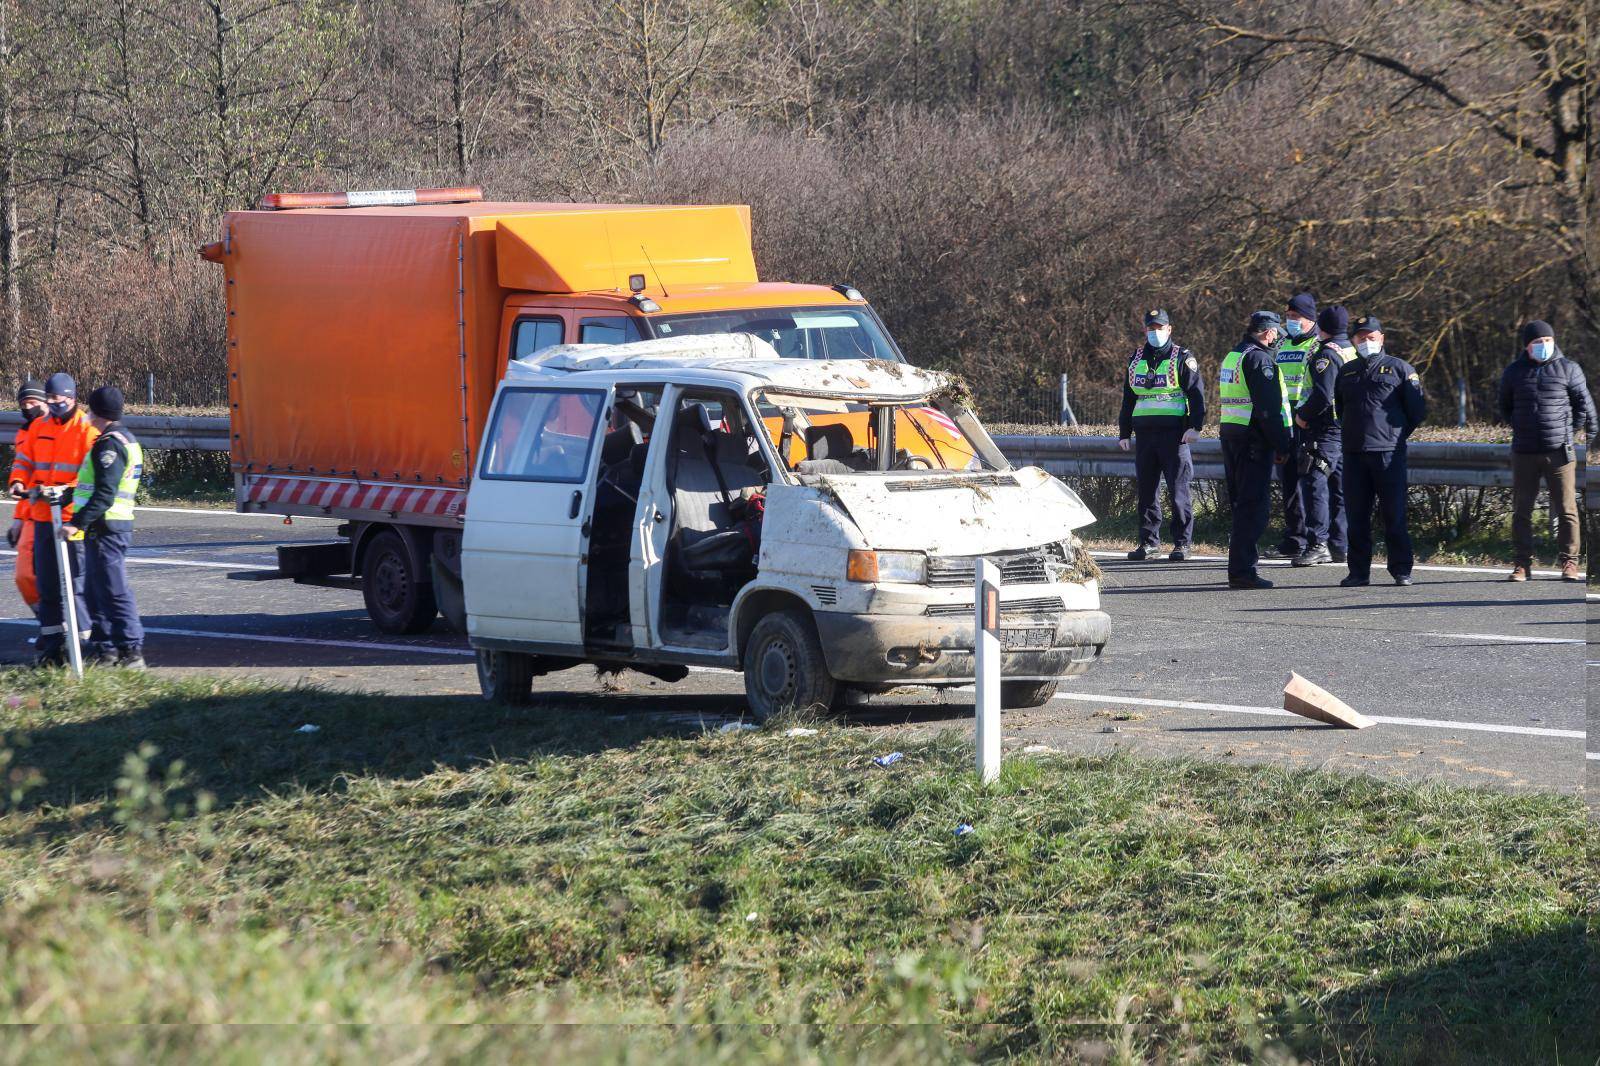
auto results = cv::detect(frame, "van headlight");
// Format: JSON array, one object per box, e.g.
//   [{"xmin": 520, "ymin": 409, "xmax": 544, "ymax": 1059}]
[{"xmin": 846, "ymin": 550, "xmax": 927, "ymax": 584}]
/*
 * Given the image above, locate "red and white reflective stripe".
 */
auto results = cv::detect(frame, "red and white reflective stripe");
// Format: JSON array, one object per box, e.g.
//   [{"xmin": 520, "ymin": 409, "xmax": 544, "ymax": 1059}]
[
  {"xmin": 243, "ymin": 475, "xmax": 465, "ymax": 517},
  {"xmin": 916, "ymin": 407, "xmax": 961, "ymax": 435}
]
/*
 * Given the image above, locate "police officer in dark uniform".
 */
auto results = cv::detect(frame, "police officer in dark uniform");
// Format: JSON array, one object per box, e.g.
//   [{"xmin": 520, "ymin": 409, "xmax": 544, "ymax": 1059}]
[
  {"xmin": 1336, "ymin": 316, "xmax": 1426, "ymax": 588},
  {"xmin": 1264, "ymin": 292, "xmax": 1319, "ymax": 560},
  {"xmin": 1291, "ymin": 305, "xmax": 1356, "ymax": 566},
  {"xmin": 1218, "ymin": 311, "xmax": 1293, "ymax": 589},
  {"xmin": 65, "ymin": 386, "xmax": 145, "ymax": 668},
  {"xmin": 1117, "ymin": 309, "xmax": 1205, "ymax": 561}
]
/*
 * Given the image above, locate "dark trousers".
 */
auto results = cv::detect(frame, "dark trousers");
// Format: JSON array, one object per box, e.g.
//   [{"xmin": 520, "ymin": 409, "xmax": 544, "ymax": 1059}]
[
  {"xmin": 1133, "ymin": 428, "xmax": 1194, "ymax": 549},
  {"xmin": 1301, "ymin": 435, "xmax": 1346, "ymax": 552},
  {"xmin": 1510, "ymin": 449, "xmax": 1579, "ymax": 566},
  {"xmin": 85, "ymin": 531, "xmax": 144, "ymax": 651},
  {"xmin": 1222, "ymin": 435, "xmax": 1272, "ymax": 579},
  {"xmin": 1273, "ymin": 435, "xmax": 1309, "ymax": 553},
  {"xmin": 1345, "ymin": 448, "xmax": 1413, "ymax": 580},
  {"xmin": 31, "ymin": 520, "xmax": 87, "ymax": 654}
]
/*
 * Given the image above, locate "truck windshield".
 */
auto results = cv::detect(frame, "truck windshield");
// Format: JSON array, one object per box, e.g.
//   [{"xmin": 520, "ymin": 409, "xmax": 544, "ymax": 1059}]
[{"xmin": 649, "ymin": 306, "xmax": 900, "ymax": 361}]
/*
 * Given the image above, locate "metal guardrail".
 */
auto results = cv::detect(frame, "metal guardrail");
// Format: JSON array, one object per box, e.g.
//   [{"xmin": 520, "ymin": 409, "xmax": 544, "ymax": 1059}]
[
  {"xmin": 993, "ymin": 434, "xmax": 1589, "ymax": 492},
  {"xmin": 0, "ymin": 411, "xmax": 230, "ymax": 451},
  {"xmin": 0, "ymin": 413, "xmax": 1587, "ymax": 499}
]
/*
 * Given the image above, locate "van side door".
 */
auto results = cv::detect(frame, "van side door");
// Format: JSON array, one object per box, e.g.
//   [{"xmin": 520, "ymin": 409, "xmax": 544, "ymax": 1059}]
[{"xmin": 463, "ymin": 384, "xmax": 610, "ymax": 649}]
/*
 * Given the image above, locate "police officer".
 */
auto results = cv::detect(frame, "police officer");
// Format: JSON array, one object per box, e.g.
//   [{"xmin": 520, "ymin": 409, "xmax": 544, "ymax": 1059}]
[
  {"xmin": 65, "ymin": 386, "xmax": 145, "ymax": 668},
  {"xmin": 1264, "ymin": 292, "xmax": 1319, "ymax": 560},
  {"xmin": 1219, "ymin": 311, "xmax": 1293, "ymax": 589},
  {"xmin": 1291, "ymin": 305, "xmax": 1356, "ymax": 566},
  {"xmin": 8, "ymin": 372, "xmax": 96, "ymax": 665},
  {"xmin": 1117, "ymin": 309, "xmax": 1205, "ymax": 561},
  {"xmin": 1336, "ymin": 316, "xmax": 1426, "ymax": 587}
]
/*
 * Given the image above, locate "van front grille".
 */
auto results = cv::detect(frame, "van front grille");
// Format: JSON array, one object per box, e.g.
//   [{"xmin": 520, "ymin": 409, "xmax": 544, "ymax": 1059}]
[
  {"xmin": 925, "ymin": 596, "xmax": 1063, "ymax": 619},
  {"xmin": 926, "ymin": 549, "xmax": 1050, "ymax": 587}
]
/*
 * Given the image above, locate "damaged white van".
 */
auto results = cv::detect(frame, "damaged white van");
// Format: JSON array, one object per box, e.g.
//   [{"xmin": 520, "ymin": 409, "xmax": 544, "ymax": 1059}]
[{"xmin": 461, "ymin": 334, "xmax": 1109, "ymax": 717}]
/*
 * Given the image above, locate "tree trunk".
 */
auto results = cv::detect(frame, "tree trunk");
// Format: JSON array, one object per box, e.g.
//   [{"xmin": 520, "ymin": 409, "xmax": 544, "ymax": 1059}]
[{"xmin": 0, "ymin": 0, "xmax": 20, "ymax": 360}]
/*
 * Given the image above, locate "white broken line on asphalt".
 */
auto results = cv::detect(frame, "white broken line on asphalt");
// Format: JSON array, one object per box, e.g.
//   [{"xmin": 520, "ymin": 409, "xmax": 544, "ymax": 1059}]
[
  {"xmin": 1050, "ymin": 691, "xmax": 1584, "ymax": 740},
  {"xmin": 1090, "ymin": 550, "xmax": 1563, "ymax": 579},
  {"xmin": 1419, "ymin": 631, "xmax": 1584, "ymax": 646},
  {"xmin": 0, "ymin": 618, "xmax": 472, "ymax": 658},
  {"xmin": 0, "ymin": 548, "xmax": 271, "ymax": 571}
]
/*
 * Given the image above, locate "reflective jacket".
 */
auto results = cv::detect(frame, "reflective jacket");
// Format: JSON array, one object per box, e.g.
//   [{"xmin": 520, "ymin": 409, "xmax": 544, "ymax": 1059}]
[
  {"xmin": 1117, "ymin": 342, "xmax": 1205, "ymax": 437},
  {"xmin": 71, "ymin": 425, "xmax": 143, "ymax": 534},
  {"xmin": 1218, "ymin": 336, "xmax": 1292, "ymax": 454},
  {"xmin": 9, "ymin": 408, "xmax": 98, "ymax": 522},
  {"xmin": 1496, "ymin": 350, "xmax": 1596, "ymax": 455},
  {"xmin": 1295, "ymin": 334, "xmax": 1355, "ymax": 440}
]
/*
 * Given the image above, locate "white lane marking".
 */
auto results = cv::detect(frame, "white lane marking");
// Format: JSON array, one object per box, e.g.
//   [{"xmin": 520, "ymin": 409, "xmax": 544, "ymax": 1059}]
[
  {"xmin": 0, "ymin": 548, "xmax": 271, "ymax": 571},
  {"xmin": 1587, "ymin": 752, "xmax": 1599, "ymax": 761},
  {"xmin": 1091, "ymin": 550, "xmax": 1562, "ymax": 579},
  {"xmin": 1420, "ymin": 631, "xmax": 1584, "ymax": 646},
  {"xmin": 135, "ymin": 505, "xmax": 337, "ymax": 521},
  {"xmin": 1587, "ymin": 594, "xmax": 1600, "ymax": 602},
  {"xmin": 0, "ymin": 617, "xmax": 472, "ymax": 657},
  {"xmin": 1050, "ymin": 690, "xmax": 1584, "ymax": 740}
]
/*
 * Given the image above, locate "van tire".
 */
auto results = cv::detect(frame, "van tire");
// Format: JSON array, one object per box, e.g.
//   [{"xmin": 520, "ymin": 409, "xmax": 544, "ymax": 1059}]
[
  {"xmin": 477, "ymin": 649, "xmax": 534, "ymax": 705},
  {"xmin": 362, "ymin": 529, "xmax": 438, "ymax": 634},
  {"xmin": 1000, "ymin": 680, "xmax": 1058, "ymax": 709},
  {"xmin": 742, "ymin": 609, "xmax": 838, "ymax": 722}
]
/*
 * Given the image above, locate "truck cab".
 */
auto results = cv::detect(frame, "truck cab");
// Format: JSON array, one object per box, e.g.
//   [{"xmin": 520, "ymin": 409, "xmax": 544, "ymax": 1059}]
[{"xmin": 464, "ymin": 334, "xmax": 1110, "ymax": 717}]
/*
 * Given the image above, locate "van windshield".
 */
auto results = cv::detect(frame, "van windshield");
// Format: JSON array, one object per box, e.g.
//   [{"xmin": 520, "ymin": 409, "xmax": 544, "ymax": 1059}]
[
  {"xmin": 648, "ymin": 306, "xmax": 900, "ymax": 361},
  {"xmin": 753, "ymin": 391, "xmax": 1007, "ymax": 476}
]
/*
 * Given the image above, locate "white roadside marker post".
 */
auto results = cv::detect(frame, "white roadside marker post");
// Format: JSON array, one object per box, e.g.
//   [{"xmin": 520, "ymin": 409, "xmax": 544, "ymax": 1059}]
[
  {"xmin": 975, "ymin": 557, "xmax": 1000, "ymax": 784},
  {"xmin": 43, "ymin": 488, "xmax": 84, "ymax": 679}
]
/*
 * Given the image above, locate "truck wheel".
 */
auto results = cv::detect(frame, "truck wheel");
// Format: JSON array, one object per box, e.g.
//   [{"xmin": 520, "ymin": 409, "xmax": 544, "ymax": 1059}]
[
  {"xmin": 1000, "ymin": 680, "xmax": 1058, "ymax": 709},
  {"xmin": 477, "ymin": 649, "xmax": 534, "ymax": 705},
  {"xmin": 742, "ymin": 609, "xmax": 838, "ymax": 721},
  {"xmin": 362, "ymin": 529, "xmax": 438, "ymax": 634}
]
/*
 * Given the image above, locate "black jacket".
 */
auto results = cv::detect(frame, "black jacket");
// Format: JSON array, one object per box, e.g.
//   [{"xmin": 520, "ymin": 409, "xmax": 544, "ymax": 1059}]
[
  {"xmin": 1295, "ymin": 333, "xmax": 1352, "ymax": 440},
  {"xmin": 1117, "ymin": 341, "xmax": 1205, "ymax": 438},
  {"xmin": 1335, "ymin": 350, "xmax": 1426, "ymax": 452},
  {"xmin": 68, "ymin": 424, "xmax": 137, "ymax": 535},
  {"xmin": 1218, "ymin": 335, "xmax": 1292, "ymax": 455},
  {"xmin": 1496, "ymin": 350, "xmax": 1596, "ymax": 454}
]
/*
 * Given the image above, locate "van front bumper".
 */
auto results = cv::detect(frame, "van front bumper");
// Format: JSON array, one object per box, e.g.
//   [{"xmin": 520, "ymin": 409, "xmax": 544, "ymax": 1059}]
[{"xmin": 812, "ymin": 608, "xmax": 1110, "ymax": 685}]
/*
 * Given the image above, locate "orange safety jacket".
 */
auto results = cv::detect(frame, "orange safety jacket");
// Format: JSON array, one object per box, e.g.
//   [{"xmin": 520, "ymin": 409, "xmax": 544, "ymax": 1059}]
[
  {"xmin": 11, "ymin": 427, "xmax": 25, "ymax": 520},
  {"xmin": 10, "ymin": 409, "xmax": 98, "ymax": 522}
]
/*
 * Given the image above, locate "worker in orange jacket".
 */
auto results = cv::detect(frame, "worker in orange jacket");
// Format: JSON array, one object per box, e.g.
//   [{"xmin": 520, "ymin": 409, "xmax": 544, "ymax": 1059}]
[
  {"xmin": 8, "ymin": 380, "xmax": 47, "ymax": 612},
  {"xmin": 8, "ymin": 373, "xmax": 97, "ymax": 664}
]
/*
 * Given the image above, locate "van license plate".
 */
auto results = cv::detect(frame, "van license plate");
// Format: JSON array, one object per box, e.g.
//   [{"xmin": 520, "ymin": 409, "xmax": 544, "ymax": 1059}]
[{"xmin": 1000, "ymin": 627, "xmax": 1051, "ymax": 650}]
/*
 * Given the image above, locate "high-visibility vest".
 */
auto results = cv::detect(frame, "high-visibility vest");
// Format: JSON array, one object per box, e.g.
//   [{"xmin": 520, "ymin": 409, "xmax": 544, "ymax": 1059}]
[
  {"xmin": 73, "ymin": 431, "xmax": 143, "ymax": 525},
  {"xmin": 1220, "ymin": 348, "xmax": 1290, "ymax": 429},
  {"xmin": 1277, "ymin": 335, "xmax": 1320, "ymax": 405},
  {"xmin": 9, "ymin": 409, "xmax": 97, "ymax": 522},
  {"xmin": 1128, "ymin": 350, "xmax": 1188, "ymax": 419}
]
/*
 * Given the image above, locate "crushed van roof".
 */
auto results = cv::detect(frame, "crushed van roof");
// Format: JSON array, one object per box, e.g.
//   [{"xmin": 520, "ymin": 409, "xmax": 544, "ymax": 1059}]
[{"xmin": 514, "ymin": 335, "xmax": 949, "ymax": 398}]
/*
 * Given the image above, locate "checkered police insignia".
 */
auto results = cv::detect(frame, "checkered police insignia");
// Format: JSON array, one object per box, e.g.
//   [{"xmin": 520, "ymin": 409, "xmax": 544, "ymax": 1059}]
[
  {"xmin": 1407, "ymin": 373, "xmax": 1420, "ymax": 383},
  {"xmin": 1262, "ymin": 365, "xmax": 1275, "ymax": 378},
  {"xmin": 1185, "ymin": 356, "xmax": 1198, "ymax": 372},
  {"xmin": 1314, "ymin": 358, "xmax": 1329, "ymax": 372},
  {"xmin": 98, "ymin": 451, "xmax": 115, "ymax": 466}
]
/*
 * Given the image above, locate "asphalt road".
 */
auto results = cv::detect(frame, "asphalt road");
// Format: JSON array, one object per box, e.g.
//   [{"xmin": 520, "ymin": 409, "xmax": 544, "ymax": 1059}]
[{"xmin": 0, "ymin": 507, "xmax": 1588, "ymax": 797}]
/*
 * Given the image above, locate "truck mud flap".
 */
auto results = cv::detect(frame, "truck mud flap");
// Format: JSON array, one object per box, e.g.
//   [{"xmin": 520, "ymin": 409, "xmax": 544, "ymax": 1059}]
[{"xmin": 431, "ymin": 554, "xmax": 468, "ymax": 634}]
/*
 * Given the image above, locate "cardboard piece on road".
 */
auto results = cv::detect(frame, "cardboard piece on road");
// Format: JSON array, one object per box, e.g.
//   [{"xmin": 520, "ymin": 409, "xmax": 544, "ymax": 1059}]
[{"xmin": 1283, "ymin": 672, "xmax": 1374, "ymax": 729}]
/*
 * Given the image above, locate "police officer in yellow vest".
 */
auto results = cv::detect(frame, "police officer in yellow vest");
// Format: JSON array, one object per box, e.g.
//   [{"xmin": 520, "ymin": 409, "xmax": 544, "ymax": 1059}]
[
  {"xmin": 1263, "ymin": 292, "xmax": 1319, "ymax": 560},
  {"xmin": 64, "ymin": 386, "xmax": 145, "ymax": 668},
  {"xmin": 1219, "ymin": 311, "xmax": 1293, "ymax": 589},
  {"xmin": 1117, "ymin": 309, "xmax": 1205, "ymax": 561},
  {"xmin": 1291, "ymin": 305, "xmax": 1357, "ymax": 566}
]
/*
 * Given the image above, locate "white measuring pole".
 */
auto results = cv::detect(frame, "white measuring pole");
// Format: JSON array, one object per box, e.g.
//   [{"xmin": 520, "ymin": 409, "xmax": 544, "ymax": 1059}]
[
  {"xmin": 46, "ymin": 491, "xmax": 84, "ymax": 679},
  {"xmin": 975, "ymin": 557, "xmax": 1000, "ymax": 784}
]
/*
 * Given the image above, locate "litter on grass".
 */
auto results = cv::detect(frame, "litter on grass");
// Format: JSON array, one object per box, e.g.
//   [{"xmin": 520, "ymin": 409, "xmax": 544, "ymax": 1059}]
[
  {"xmin": 872, "ymin": 752, "xmax": 905, "ymax": 768},
  {"xmin": 719, "ymin": 721, "xmax": 759, "ymax": 733},
  {"xmin": 954, "ymin": 823, "xmax": 975, "ymax": 837},
  {"xmin": 294, "ymin": 723, "xmax": 320, "ymax": 734},
  {"xmin": 784, "ymin": 727, "xmax": 819, "ymax": 737}
]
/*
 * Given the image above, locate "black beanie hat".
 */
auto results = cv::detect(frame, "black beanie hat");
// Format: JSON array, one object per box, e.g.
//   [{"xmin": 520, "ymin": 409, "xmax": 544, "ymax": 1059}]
[
  {"xmin": 1519, "ymin": 320, "xmax": 1554, "ymax": 346},
  {"xmin": 88, "ymin": 385, "xmax": 125, "ymax": 421},
  {"xmin": 16, "ymin": 379, "xmax": 44, "ymax": 405},
  {"xmin": 1249, "ymin": 310, "xmax": 1282, "ymax": 335},
  {"xmin": 1287, "ymin": 292, "xmax": 1318, "ymax": 321},
  {"xmin": 1317, "ymin": 305, "xmax": 1349, "ymax": 336}
]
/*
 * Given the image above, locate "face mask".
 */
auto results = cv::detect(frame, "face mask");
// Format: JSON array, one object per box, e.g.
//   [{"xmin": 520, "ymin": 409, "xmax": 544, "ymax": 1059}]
[
  {"xmin": 1284, "ymin": 319, "xmax": 1304, "ymax": 339},
  {"xmin": 47, "ymin": 400, "xmax": 73, "ymax": 420},
  {"xmin": 1356, "ymin": 340, "xmax": 1381, "ymax": 358},
  {"xmin": 20, "ymin": 405, "xmax": 41, "ymax": 425},
  {"xmin": 1146, "ymin": 328, "xmax": 1170, "ymax": 348},
  {"xmin": 1529, "ymin": 340, "xmax": 1555, "ymax": 363}
]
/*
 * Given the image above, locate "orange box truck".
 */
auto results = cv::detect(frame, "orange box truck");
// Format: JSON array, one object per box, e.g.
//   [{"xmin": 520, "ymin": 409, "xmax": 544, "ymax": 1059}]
[{"xmin": 202, "ymin": 187, "xmax": 909, "ymax": 634}]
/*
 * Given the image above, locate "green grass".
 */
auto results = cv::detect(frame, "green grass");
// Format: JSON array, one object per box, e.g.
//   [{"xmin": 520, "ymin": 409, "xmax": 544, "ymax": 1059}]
[{"xmin": 0, "ymin": 670, "xmax": 1595, "ymax": 1062}]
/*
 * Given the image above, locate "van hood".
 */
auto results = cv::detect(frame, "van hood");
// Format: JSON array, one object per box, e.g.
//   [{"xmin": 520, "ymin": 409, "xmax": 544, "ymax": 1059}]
[{"xmin": 809, "ymin": 466, "xmax": 1096, "ymax": 555}]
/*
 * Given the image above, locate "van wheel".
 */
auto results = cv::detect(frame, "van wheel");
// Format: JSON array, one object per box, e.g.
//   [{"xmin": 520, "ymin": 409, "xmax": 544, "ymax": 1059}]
[
  {"xmin": 477, "ymin": 649, "xmax": 534, "ymax": 705},
  {"xmin": 1001, "ymin": 680, "xmax": 1058, "ymax": 709},
  {"xmin": 743, "ymin": 609, "xmax": 838, "ymax": 722},
  {"xmin": 362, "ymin": 530, "xmax": 438, "ymax": 634}
]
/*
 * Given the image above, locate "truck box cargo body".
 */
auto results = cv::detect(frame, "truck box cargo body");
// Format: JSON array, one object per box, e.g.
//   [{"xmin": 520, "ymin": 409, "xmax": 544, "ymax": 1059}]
[{"xmin": 209, "ymin": 193, "xmax": 906, "ymax": 633}]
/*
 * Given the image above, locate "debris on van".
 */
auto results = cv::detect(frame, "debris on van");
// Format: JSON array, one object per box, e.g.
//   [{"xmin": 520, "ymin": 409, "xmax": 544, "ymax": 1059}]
[{"xmin": 872, "ymin": 752, "xmax": 905, "ymax": 768}]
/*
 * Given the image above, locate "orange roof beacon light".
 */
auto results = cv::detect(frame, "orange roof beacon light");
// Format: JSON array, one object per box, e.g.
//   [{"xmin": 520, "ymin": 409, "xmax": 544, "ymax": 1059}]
[{"xmin": 258, "ymin": 187, "xmax": 484, "ymax": 210}]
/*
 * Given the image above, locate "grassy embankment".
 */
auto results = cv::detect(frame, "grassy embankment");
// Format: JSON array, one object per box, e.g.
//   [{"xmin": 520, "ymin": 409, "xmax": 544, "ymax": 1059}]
[{"xmin": 0, "ymin": 670, "xmax": 1594, "ymax": 1061}]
